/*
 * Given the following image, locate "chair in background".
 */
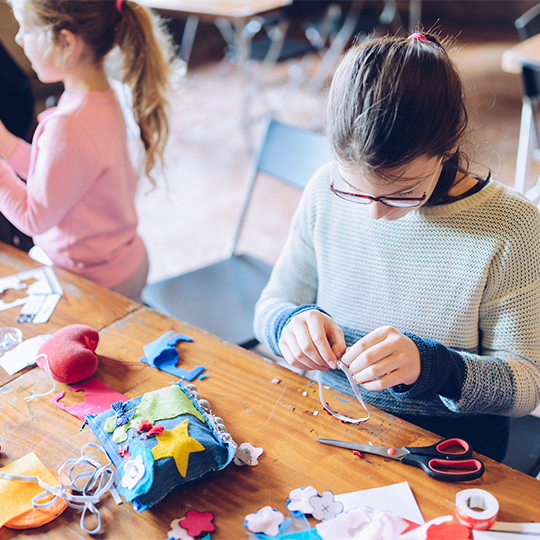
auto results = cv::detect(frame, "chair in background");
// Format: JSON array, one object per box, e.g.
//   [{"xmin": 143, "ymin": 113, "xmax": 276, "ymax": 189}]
[
  {"xmin": 513, "ymin": 4, "xmax": 540, "ymax": 203},
  {"xmin": 142, "ymin": 118, "xmax": 333, "ymax": 348}
]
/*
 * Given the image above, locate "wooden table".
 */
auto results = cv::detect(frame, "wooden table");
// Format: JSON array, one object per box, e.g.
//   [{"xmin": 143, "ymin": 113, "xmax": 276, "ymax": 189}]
[{"xmin": 0, "ymin": 247, "xmax": 539, "ymax": 539}]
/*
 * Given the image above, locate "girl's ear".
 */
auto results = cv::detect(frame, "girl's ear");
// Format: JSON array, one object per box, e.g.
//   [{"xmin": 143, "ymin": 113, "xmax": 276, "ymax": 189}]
[{"xmin": 57, "ymin": 29, "xmax": 77, "ymax": 51}]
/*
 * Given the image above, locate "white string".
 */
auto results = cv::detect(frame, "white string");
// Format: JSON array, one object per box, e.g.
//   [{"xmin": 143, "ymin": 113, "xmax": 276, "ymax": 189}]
[
  {"xmin": 25, "ymin": 353, "xmax": 56, "ymax": 402},
  {"xmin": 318, "ymin": 360, "xmax": 371, "ymax": 424},
  {"xmin": 0, "ymin": 443, "xmax": 121, "ymax": 534}
]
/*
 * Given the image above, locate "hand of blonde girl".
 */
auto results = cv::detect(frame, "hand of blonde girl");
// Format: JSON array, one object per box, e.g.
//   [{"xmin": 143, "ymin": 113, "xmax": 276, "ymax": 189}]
[
  {"xmin": 341, "ymin": 326, "xmax": 421, "ymax": 391},
  {"xmin": 279, "ymin": 310, "xmax": 346, "ymax": 372},
  {"xmin": 0, "ymin": 120, "xmax": 18, "ymax": 160}
]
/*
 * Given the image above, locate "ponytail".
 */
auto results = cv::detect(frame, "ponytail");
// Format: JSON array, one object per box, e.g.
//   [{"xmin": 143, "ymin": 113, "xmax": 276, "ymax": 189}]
[{"xmin": 115, "ymin": 1, "xmax": 176, "ymax": 185}]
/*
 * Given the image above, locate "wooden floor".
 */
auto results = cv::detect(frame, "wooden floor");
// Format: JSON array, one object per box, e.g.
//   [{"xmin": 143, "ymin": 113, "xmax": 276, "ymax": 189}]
[{"xmin": 135, "ymin": 22, "xmax": 528, "ymax": 285}]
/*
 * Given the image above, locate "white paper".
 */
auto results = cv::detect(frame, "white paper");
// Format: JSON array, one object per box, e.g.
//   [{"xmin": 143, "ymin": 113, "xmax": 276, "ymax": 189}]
[
  {"xmin": 474, "ymin": 531, "xmax": 529, "ymax": 539},
  {"xmin": 335, "ymin": 482, "xmax": 425, "ymax": 525},
  {"xmin": 0, "ymin": 334, "xmax": 51, "ymax": 375}
]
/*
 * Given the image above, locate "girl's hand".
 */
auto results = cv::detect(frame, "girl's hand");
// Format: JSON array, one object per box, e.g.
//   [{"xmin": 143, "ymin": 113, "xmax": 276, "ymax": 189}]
[
  {"xmin": 279, "ymin": 310, "xmax": 346, "ymax": 372},
  {"xmin": 0, "ymin": 120, "xmax": 18, "ymax": 160},
  {"xmin": 341, "ymin": 326, "xmax": 420, "ymax": 391}
]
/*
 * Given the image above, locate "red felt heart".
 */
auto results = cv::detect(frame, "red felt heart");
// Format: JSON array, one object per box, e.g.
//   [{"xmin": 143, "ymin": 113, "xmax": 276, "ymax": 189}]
[{"xmin": 37, "ymin": 324, "xmax": 99, "ymax": 383}]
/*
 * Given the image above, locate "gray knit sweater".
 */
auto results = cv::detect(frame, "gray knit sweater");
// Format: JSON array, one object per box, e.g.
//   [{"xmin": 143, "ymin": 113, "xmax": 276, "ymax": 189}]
[{"xmin": 254, "ymin": 164, "xmax": 540, "ymax": 456}]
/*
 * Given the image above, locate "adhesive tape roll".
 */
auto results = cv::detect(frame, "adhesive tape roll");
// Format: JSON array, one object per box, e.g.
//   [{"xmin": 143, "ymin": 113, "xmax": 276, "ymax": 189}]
[{"xmin": 455, "ymin": 489, "xmax": 499, "ymax": 530}]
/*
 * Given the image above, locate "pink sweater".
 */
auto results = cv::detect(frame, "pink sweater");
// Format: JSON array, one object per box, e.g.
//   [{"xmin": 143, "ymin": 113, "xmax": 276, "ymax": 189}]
[{"xmin": 0, "ymin": 88, "xmax": 146, "ymax": 289}]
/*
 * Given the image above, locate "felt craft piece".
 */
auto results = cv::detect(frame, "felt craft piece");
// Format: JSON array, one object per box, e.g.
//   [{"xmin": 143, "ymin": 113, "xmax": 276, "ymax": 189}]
[
  {"xmin": 244, "ymin": 506, "xmax": 285, "ymax": 537},
  {"xmin": 287, "ymin": 486, "xmax": 320, "ymax": 515},
  {"xmin": 168, "ymin": 519, "xmax": 195, "ymax": 540},
  {"xmin": 4, "ymin": 469, "xmax": 71, "ymax": 529},
  {"xmin": 139, "ymin": 330, "xmax": 206, "ymax": 381},
  {"xmin": 50, "ymin": 377, "xmax": 129, "ymax": 421},
  {"xmin": 103, "ymin": 384, "xmax": 205, "ymax": 443},
  {"xmin": 309, "ymin": 491, "xmax": 344, "ymax": 521},
  {"xmin": 151, "ymin": 420, "xmax": 205, "ymax": 477},
  {"xmin": 37, "ymin": 324, "xmax": 99, "ymax": 383},
  {"xmin": 0, "ymin": 452, "xmax": 59, "ymax": 527},
  {"xmin": 179, "ymin": 510, "xmax": 216, "ymax": 536},
  {"xmin": 87, "ymin": 380, "xmax": 237, "ymax": 513},
  {"xmin": 232, "ymin": 442, "xmax": 263, "ymax": 466}
]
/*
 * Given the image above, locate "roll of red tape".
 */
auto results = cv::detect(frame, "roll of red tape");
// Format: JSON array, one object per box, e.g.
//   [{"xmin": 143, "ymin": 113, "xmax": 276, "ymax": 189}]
[{"xmin": 455, "ymin": 489, "xmax": 499, "ymax": 530}]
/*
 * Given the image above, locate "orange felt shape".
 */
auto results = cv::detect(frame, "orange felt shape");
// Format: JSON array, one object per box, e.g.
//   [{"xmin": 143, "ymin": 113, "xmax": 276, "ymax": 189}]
[
  {"xmin": 0, "ymin": 452, "xmax": 60, "ymax": 527},
  {"xmin": 37, "ymin": 324, "xmax": 99, "ymax": 383}
]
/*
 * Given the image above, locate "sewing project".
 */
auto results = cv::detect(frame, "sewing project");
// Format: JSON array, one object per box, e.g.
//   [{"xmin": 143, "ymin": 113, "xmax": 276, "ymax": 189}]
[{"xmin": 86, "ymin": 380, "xmax": 236, "ymax": 512}]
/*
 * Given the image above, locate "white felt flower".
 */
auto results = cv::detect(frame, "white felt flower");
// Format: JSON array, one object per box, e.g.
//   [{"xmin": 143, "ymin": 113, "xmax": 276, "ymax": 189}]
[
  {"xmin": 233, "ymin": 442, "xmax": 264, "ymax": 466},
  {"xmin": 167, "ymin": 519, "xmax": 194, "ymax": 540},
  {"xmin": 286, "ymin": 486, "xmax": 320, "ymax": 514},
  {"xmin": 121, "ymin": 454, "xmax": 145, "ymax": 490},
  {"xmin": 244, "ymin": 506, "xmax": 284, "ymax": 537},
  {"xmin": 310, "ymin": 490, "xmax": 344, "ymax": 521}
]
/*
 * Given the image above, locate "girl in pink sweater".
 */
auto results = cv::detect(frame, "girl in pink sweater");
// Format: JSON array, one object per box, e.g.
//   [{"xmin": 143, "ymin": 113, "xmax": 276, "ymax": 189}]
[{"xmin": 0, "ymin": 0, "xmax": 176, "ymax": 301}]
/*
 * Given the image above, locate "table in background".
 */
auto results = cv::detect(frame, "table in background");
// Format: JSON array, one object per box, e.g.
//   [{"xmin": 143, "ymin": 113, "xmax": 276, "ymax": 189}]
[
  {"xmin": 0, "ymin": 245, "xmax": 539, "ymax": 539},
  {"xmin": 0, "ymin": 242, "xmax": 138, "ymax": 388}
]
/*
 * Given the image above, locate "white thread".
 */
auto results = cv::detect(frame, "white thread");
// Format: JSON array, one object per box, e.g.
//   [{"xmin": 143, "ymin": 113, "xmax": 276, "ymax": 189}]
[
  {"xmin": 25, "ymin": 353, "xmax": 56, "ymax": 402},
  {"xmin": 318, "ymin": 361, "xmax": 371, "ymax": 424},
  {"xmin": 0, "ymin": 443, "xmax": 121, "ymax": 534}
]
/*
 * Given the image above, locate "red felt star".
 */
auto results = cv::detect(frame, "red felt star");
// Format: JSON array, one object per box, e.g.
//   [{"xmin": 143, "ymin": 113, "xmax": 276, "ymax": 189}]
[{"xmin": 179, "ymin": 510, "xmax": 215, "ymax": 536}]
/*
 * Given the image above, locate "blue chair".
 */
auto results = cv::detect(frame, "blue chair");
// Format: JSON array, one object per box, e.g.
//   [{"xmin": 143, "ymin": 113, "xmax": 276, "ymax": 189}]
[{"xmin": 142, "ymin": 118, "xmax": 333, "ymax": 347}]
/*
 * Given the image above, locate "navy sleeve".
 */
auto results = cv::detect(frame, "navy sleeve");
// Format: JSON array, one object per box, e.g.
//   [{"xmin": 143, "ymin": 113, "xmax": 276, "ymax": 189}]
[{"xmin": 389, "ymin": 332, "xmax": 468, "ymax": 401}]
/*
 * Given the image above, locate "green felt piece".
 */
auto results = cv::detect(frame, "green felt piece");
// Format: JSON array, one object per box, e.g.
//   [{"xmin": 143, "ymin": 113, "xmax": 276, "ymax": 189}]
[{"xmin": 105, "ymin": 385, "xmax": 206, "ymax": 443}]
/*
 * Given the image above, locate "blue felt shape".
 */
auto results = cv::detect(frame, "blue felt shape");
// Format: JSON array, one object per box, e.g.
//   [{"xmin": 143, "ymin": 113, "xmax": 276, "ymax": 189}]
[
  {"xmin": 254, "ymin": 530, "xmax": 321, "ymax": 540},
  {"xmin": 139, "ymin": 330, "xmax": 205, "ymax": 381},
  {"xmin": 117, "ymin": 446, "xmax": 154, "ymax": 502},
  {"xmin": 111, "ymin": 400, "xmax": 136, "ymax": 427}
]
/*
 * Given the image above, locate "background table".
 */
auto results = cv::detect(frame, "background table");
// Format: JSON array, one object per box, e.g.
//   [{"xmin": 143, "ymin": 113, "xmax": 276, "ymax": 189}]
[{"xmin": 0, "ymin": 245, "xmax": 539, "ymax": 538}]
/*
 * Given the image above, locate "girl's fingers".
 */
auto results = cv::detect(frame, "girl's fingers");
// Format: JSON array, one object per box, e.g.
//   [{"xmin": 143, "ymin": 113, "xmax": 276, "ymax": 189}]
[{"xmin": 280, "ymin": 329, "xmax": 329, "ymax": 372}]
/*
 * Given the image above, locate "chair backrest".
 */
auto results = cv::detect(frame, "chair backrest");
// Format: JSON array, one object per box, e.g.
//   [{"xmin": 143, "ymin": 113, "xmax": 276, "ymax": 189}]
[
  {"xmin": 516, "ymin": 3, "xmax": 540, "ymax": 40},
  {"xmin": 228, "ymin": 117, "xmax": 333, "ymax": 256}
]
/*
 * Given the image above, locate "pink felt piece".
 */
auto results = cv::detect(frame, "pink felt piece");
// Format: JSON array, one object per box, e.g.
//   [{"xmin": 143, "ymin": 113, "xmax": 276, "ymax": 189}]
[
  {"xmin": 37, "ymin": 324, "xmax": 99, "ymax": 383},
  {"xmin": 50, "ymin": 377, "xmax": 128, "ymax": 421}
]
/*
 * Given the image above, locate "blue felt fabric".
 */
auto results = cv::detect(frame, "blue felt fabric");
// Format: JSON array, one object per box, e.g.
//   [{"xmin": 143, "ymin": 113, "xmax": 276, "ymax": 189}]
[
  {"xmin": 86, "ymin": 380, "xmax": 236, "ymax": 512},
  {"xmin": 139, "ymin": 330, "xmax": 206, "ymax": 381}
]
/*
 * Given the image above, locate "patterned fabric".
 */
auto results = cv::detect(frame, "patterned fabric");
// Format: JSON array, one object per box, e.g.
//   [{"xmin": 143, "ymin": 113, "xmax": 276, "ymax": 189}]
[{"xmin": 254, "ymin": 164, "xmax": 540, "ymax": 458}]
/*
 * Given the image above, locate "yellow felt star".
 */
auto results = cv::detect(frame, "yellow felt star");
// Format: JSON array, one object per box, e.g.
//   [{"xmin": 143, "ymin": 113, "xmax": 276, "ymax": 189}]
[{"xmin": 151, "ymin": 419, "xmax": 205, "ymax": 477}]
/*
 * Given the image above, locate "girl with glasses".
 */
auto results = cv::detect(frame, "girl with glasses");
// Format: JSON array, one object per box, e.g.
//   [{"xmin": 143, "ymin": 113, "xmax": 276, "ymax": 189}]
[{"xmin": 254, "ymin": 32, "xmax": 540, "ymax": 461}]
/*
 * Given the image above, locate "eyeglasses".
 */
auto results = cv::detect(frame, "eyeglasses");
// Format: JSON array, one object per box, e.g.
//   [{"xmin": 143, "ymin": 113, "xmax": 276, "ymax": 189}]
[{"xmin": 330, "ymin": 156, "xmax": 443, "ymax": 208}]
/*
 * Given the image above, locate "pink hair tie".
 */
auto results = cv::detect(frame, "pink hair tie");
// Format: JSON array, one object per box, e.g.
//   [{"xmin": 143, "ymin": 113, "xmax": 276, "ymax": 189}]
[
  {"xmin": 408, "ymin": 32, "xmax": 429, "ymax": 44},
  {"xmin": 115, "ymin": 0, "xmax": 124, "ymax": 13}
]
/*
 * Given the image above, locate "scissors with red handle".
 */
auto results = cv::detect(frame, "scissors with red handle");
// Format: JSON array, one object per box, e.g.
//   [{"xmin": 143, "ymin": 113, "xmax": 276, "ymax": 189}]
[{"xmin": 317, "ymin": 437, "xmax": 485, "ymax": 482}]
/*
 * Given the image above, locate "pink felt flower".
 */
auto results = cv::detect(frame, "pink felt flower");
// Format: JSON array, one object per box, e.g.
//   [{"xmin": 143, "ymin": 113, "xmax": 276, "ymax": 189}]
[
  {"xmin": 179, "ymin": 510, "xmax": 216, "ymax": 536},
  {"xmin": 136, "ymin": 419, "xmax": 153, "ymax": 433},
  {"xmin": 310, "ymin": 490, "xmax": 344, "ymax": 521},
  {"xmin": 286, "ymin": 486, "xmax": 320, "ymax": 514},
  {"xmin": 233, "ymin": 442, "xmax": 263, "ymax": 466},
  {"xmin": 244, "ymin": 506, "xmax": 284, "ymax": 537}
]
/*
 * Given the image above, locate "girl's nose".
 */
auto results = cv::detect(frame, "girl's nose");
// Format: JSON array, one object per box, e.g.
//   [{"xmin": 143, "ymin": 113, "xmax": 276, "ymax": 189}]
[{"xmin": 368, "ymin": 201, "xmax": 391, "ymax": 220}]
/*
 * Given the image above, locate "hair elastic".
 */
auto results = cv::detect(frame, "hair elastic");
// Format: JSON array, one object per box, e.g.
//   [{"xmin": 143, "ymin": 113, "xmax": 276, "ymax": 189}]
[
  {"xmin": 115, "ymin": 0, "xmax": 124, "ymax": 13},
  {"xmin": 408, "ymin": 32, "xmax": 429, "ymax": 44}
]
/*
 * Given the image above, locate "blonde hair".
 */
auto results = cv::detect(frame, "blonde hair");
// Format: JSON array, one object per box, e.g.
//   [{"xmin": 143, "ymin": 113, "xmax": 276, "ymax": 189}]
[{"xmin": 16, "ymin": 0, "xmax": 177, "ymax": 185}]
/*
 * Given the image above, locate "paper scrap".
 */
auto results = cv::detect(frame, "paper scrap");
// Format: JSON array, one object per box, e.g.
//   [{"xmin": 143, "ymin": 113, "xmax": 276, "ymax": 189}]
[
  {"xmin": 0, "ymin": 334, "xmax": 51, "ymax": 375},
  {"xmin": 335, "ymin": 482, "xmax": 425, "ymax": 525}
]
